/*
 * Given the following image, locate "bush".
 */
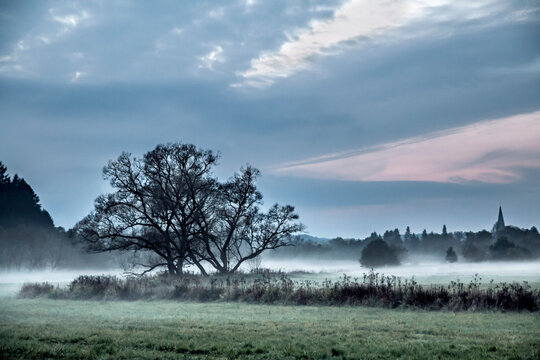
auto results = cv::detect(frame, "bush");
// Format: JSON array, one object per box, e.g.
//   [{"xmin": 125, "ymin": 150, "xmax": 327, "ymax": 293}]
[
  {"xmin": 69, "ymin": 275, "xmax": 122, "ymax": 299},
  {"xmin": 445, "ymin": 247, "xmax": 458, "ymax": 263},
  {"xmin": 19, "ymin": 282, "xmax": 55, "ymax": 298}
]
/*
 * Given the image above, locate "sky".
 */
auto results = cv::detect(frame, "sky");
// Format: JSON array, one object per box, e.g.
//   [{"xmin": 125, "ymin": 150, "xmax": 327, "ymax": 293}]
[{"xmin": 1, "ymin": 0, "xmax": 539, "ymax": 238}]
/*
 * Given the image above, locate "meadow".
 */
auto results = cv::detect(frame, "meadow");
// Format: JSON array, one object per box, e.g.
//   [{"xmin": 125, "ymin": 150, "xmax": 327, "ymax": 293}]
[
  {"xmin": 1, "ymin": 298, "xmax": 539, "ymax": 359},
  {"xmin": 1, "ymin": 263, "xmax": 539, "ymax": 359}
]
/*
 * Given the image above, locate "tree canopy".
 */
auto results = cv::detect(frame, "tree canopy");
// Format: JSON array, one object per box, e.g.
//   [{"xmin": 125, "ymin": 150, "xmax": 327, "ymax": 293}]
[
  {"xmin": 76, "ymin": 143, "xmax": 303, "ymax": 275},
  {"xmin": 359, "ymin": 239, "xmax": 400, "ymax": 268}
]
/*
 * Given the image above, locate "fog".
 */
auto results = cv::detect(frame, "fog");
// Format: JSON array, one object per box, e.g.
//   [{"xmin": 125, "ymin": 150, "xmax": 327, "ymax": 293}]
[
  {"xmin": 0, "ymin": 268, "xmax": 124, "ymax": 297},
  {"xmin": 260, "ymin": 258, "xmax": 540, "ymax": 284},
  {"xmin": 1, "ymin": 259, "xmax": 539, "ymax": 299}
]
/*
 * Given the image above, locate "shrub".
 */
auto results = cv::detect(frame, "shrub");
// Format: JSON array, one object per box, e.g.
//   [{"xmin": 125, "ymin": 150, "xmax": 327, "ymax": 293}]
[
  {"xmin": 18, "ymin": 271, "xmax": 540, "ymax": 312},
  {"xmin": 19, "ymin": 282, "xmax": 55, "ymax": 298},
  {"xmin": 445, "ymin": 247, "xmax": 458, "ymax": 263},
  {"xmin": 69, "ymin": 275, "xmax": 122, "ymax": 299}
]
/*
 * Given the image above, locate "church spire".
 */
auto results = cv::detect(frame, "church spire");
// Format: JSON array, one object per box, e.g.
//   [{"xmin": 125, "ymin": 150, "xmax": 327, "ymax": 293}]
[{"xmin": 494, "ymin": 205, "xmax": 505, "ymax": 233}]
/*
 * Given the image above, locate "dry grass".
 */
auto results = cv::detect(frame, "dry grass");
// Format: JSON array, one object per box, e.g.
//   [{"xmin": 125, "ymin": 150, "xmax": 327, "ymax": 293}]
[{"xmin": 19, "ymin": 271, "xmax": 540, "ymax": 311}]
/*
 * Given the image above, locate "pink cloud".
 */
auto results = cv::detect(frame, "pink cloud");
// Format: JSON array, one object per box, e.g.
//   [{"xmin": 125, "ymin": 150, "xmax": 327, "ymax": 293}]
[{"xmin": 275, "ymin": 111, "xmax": 540, "ymax": 183}]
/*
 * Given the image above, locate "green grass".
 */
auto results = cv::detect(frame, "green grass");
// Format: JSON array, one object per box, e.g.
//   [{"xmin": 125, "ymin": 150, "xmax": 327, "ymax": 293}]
[{"xmin": 1, "ymin": 299, "xmax": 539, "ymax": 359}]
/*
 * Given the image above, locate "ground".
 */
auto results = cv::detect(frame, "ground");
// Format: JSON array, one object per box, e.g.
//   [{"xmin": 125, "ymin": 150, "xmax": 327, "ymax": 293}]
[{"xmin": 1, "ymin": 298, "xmax": 539, "ymax": 359}]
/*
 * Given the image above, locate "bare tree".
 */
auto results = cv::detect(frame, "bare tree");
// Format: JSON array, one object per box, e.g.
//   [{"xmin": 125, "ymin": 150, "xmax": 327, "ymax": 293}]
[
  {"xmin": 193, "ymin": 166, "xmax": 303, "ymax": 274},
  {"xmin": 77, "ymin": 144, "xmax": 303, "ymax": 275},
  {"xmin": 76, "ymin": 143, "xmax": 218, "ymax": 275}
]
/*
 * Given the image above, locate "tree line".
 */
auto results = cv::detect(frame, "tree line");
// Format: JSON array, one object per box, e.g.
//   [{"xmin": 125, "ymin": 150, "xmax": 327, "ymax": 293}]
[{"xmin": 274, "ymin": 223, "xmax": 540, "ymax": 267}]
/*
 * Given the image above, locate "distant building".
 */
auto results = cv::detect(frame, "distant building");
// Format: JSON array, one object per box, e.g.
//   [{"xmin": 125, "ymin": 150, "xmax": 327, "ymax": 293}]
[{"xmin": 492, "ymin": 206, "xmax": 506, "ymax": 234}]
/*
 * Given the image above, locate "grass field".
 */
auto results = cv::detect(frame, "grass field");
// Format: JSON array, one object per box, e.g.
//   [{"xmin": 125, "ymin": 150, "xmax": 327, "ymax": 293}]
[{"xmin": 1, "ymin": 298, "xmax": 539, "ymax": 359}]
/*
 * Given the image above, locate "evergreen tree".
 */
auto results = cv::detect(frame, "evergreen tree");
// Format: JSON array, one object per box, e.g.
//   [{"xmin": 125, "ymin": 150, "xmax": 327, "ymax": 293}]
[
  {"xmin": 405, "ymin": 226, "xmax": 411, "ymax": 237},
  {"xmin": 418, "ymin": 229, "xmax": 428, "ymax": 251},
  {"xmin": 409, "ymin": 233, "xmax": 420, "ymax": 251},
  {"xmin": 0, "ymin": 162, "xmax": 9, "ymax": 185},
  {"xmin": 0, "ymin": 163, "xmax": 54, "ymax": 229},
  {"xmin": 383, "ymin": 228, "xmax": 402, "ymax": 247}
]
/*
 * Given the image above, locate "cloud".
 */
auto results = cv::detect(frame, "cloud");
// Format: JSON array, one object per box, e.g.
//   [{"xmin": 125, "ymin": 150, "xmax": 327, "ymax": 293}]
[
  {"xmin": 274, "ymin": 111, "xmax": 540, "ymax": 184},
  {"xmin": 0, "ymin": 6, "xmax": 92, "ymax": 78},
  {"xmin": 207, "ymin": 7, "xmax": 225, "ymax": 19},
  {"xmin": 309, "ymin": 5, "xmax": 339, "ymax": 13},
  {"xmin": 71, "ymin": 71, "xmax": 86, "ymax": 82},
  {"xmin": 235, "ymin": 0, "xmax": 535, "ymax": 88},
  {"xmin": 38, "ymin": 36, "xmax": 51, "ymax": 44},
  {"xmin": 48, "ymin": 8, "xmax": 91, "ymax": 41},
  {"xmin": 0, "ymin": 55, "xmax": 15, "ymax": 62},
  {"xmin": 198, "ymin": 45, "xmax": 225, "ymax": 70},
  {"xmin": 171, "ymin": 27, "xmax": 183, "ymax": 36},
  {"xmin": 17, "ymin": 40, "xmax": 26, "ymax": 51},
  {"xmin": 0, "ymin": 41, "xmax": 26, "ymax": 74},
  {"xmin": 51, "ymin": 10, "xmax": 89, "ymax": 28},
  {"xmin": 243, "ymin": 0, "xmax": 258, "ymax": 12},
  {"xmin": 235, "ymin": 0, "xmax": 414, "ymax": 87},
  {"xmin": 68, "ymin": 52, "xmax": 84, "ymax": 61}
]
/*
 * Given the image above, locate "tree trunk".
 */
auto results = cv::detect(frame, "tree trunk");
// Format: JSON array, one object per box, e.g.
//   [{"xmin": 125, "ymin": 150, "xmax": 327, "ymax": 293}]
[
  {"xmin": 187, "ymin": 250, "xmax": 209, "ymax": 276},
  {"xmin": 176, "ymin": 258, "xmax": 185, "ymax": 275},
  {"xmin": 167, "ymin": 259, "xmax": 177, "ymax": 275}
]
